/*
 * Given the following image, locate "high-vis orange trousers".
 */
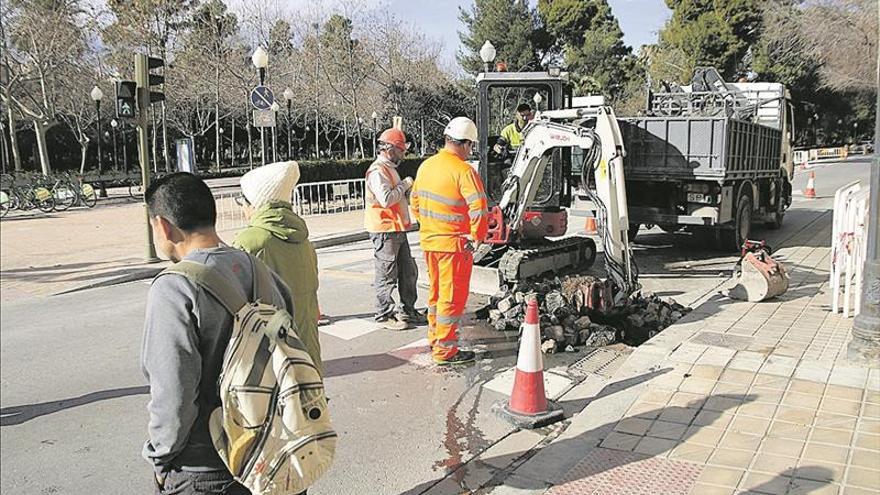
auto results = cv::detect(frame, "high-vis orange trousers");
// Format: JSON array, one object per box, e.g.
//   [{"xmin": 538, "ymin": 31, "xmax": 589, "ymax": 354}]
[{"xmin": 424, "ymin": 251, "xmax": 473, "ymax": 360}]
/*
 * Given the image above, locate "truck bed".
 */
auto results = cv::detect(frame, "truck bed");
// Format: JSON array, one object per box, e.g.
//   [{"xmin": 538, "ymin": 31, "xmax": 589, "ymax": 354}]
[{"xmin": 619, "ymin": 116, "xmax": 782, "ymax": 182}]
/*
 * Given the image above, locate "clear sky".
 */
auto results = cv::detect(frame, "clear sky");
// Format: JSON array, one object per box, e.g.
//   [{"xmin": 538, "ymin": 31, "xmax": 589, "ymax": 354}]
[{"xmin": 389, "ymin": 0, "xmax": 672, "ymax": 65}]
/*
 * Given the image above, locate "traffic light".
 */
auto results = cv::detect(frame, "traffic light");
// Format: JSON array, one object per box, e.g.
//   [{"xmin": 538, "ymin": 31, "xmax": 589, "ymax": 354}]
[
  {"xmin": 115, "ymin": 80, "xmax": 136, "ymax": 118},
  {"xmin": 147, "ymin": 56, "xmax": 165, "ymax": 104}
]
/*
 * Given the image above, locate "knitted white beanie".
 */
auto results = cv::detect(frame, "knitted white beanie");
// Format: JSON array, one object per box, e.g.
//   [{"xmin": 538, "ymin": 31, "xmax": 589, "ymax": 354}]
[{"xmin": 240, "ymin": 161, "xmax": 301, "ymax": 208}]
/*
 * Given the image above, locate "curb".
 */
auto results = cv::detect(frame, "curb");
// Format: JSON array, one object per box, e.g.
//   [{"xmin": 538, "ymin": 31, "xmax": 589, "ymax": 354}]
[
  {"xmin": 312, "ymin": 230, "xmax": 370, "ymax": 249},
  {"xmin": 52, "ymin": 264, "xmax": 168, "ymax": 296}
]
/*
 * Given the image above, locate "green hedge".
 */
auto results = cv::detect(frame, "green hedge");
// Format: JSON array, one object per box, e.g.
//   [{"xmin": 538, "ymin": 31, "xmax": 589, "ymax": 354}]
[
  {"xmin": 296, "ymin": 158, "xmax": 424, "ymax": 183},
  {"xmin": 80, "ymin": 157, "xmax": 425, "ymax": 186}
]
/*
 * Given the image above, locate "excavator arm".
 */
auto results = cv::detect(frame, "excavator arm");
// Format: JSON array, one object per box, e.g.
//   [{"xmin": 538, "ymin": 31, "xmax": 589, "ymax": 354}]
[{"xmin": 496, "ymin": 106, "xmax": 639, "ymax": 297}]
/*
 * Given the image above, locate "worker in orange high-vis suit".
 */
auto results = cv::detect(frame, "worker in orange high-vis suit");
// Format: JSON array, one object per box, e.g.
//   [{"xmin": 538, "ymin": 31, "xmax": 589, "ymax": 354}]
[{"xmin": 410, "ymin": 117, "xmax": 489, "ymax": 366}]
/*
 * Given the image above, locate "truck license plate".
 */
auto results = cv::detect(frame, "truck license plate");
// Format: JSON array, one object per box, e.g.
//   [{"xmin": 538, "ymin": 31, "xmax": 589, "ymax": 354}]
[{"xmin": 687, "ymin": 193, "xmax": 705, "ymax": 203}]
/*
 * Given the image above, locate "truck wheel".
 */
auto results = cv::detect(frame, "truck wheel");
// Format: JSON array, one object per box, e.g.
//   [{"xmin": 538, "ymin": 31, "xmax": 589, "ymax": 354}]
[
  {"xmin": 627, "ymin": 223, "xmax": 640, "ymax": 243},
  {"xmin": 766, "ymin": 211, "xmax": 784, "ymax": 230},
  {"xmin": 720, "ymin": 195, "xmax": 752, "ymax": 251}
]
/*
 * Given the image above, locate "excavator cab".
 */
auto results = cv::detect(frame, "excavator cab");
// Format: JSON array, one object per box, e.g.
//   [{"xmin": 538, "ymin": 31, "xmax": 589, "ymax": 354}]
[{"xmin": 475, "ymin": 71, "xmax": 573, "ymax": 210}]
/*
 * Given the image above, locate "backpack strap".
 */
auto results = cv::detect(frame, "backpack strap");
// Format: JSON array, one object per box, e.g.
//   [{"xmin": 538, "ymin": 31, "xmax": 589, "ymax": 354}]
[
  {"xmin": 160, "ymin": 260, "xmax": 248, "ymax": 315},
  {"xmin": 251, "ymin": 257, "xmax": 276, "ymax": 304}
]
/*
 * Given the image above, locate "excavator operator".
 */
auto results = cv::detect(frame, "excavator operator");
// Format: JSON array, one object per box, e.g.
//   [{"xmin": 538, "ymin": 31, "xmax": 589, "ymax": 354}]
[{"xmin": 493, "ymin": 103, "xmax": 533, "ymax": 156}]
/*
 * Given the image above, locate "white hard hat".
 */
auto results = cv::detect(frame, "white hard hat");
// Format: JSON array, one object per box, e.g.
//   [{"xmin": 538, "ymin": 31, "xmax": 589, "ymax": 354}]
[{"xmin": 444, "ymin": 117, "xmax": 478, "ymax": 142}]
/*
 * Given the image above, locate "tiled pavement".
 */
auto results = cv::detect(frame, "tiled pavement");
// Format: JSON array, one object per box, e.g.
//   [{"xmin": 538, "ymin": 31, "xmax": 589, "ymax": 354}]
[{"xmin": 489, "ymin": 215, "xmax": 879, "ymax": 495}]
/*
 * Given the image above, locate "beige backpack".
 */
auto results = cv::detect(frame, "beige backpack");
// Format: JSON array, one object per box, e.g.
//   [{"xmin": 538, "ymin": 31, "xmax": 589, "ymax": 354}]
[{"xmin": 160, "ymin": 259, "xmax": 336, "ymax": 494}]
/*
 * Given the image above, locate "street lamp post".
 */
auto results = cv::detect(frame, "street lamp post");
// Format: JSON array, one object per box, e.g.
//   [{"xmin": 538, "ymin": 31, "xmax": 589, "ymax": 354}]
[
  {"xmin": 271, "ymin": 101, "xmax": 280, "ymax": 162},
  {"xmin": 252, "ymin": 46, "xmax": 269, "ymax": 166},
  {"xmin": 479, "ymin": 40, "xmax": 496, "ymax": 73},
  {"xmin": 218, "ymin": 127, "xmax": 225, "ymax": 166},
  {"xmin": 371, "ymin": 111, "xmax": 378, "ymax": 156},
  {"xmin": 90, "ymin": 85, "xmax": 108, "ymax": 197},
  {"xmin": 284, "ymin": 87, "xmax": 294, "ymax": 160},
  {"xmin": 110, "ymin": 119, "xmax": 119, "ymax": 172}
]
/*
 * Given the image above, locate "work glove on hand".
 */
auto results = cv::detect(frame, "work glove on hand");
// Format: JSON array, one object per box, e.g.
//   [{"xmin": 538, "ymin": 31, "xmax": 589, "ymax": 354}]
[{"xmin": 401, "ymin": 176, "xmax": 414, "ymax": 191}]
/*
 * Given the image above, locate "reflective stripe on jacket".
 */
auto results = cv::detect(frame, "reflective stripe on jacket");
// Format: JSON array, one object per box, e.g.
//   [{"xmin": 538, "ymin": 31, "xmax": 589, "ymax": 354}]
[
  {"xmin": 411, "ymin": 149, "xmax": 489, "ymax": 252},
  {"xmin": 364, "ymin": 159, "xmax": 411, "ymax": 232}
]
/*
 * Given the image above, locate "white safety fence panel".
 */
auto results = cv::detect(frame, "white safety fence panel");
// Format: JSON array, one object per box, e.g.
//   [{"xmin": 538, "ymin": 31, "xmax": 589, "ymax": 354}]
[
  {"xmin": 830, "ymin": 181, "xmax": 870, "ymax": 317},
  {"xmin": 213, "ymin": 178, "xmax": 368, "ymax": 234},
  {"xmin": 215, "ymin": 191, "xmax": 247, "ymax": 234},
  {"xmin": 293, "ymin": 178, "xmax": 366, "ymax": 217}
]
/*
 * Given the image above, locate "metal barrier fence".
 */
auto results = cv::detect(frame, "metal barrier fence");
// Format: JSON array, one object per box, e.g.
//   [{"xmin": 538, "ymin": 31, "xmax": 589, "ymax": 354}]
[
  {"xmin": 293, "ymin": 178, "xmax": 366, "ymax": 217},
  {"xmin": 213, "ymin": 178, "xmax": 367, "ymax": 233},
  {"xmin": 811, "ymin": 147, "xmax": 849, "ymax": 161},
  {"xmin": 830, "ymin": 181, "xmax": 870, "ymax": 318}
]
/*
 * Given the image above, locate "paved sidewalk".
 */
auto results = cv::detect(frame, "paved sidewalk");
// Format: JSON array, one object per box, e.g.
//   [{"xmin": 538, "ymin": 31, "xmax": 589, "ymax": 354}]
[
  {"xmin": 0, "ymin": 204, "xmax": 364, "ymax": 301},
  {"xmin": 477, "ymin": 211, "xmax": 879, "ymax": 494}
]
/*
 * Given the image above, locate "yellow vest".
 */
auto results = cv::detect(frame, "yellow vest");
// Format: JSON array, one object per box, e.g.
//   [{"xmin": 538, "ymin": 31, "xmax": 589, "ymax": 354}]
[{"xmin": 500, "ymin": 123, "xmax": 523, "ymax": 148}]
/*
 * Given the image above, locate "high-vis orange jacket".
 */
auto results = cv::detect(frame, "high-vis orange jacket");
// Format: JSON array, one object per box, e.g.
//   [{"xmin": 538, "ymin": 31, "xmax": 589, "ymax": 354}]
[
  {"xmin": 364, "ymin": 159, "xmax": 411, "ymax": 233},
  {"xmin": 411, "ymin": 149, "xmax": 489, "ymax": 252}
]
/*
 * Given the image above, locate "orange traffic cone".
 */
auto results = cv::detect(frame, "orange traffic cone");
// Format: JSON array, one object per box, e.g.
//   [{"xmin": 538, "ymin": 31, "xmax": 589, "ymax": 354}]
[
  {"xmin": 495, "ymin": 297, "xmax": 564, "ymax": 428},
  {"xmin": 584, "ymin": 216, "xmax": 598, "ymax": 234},
  {"xmin": 804, "ymin": 171, "xmax": 817, "ymax": 198}
]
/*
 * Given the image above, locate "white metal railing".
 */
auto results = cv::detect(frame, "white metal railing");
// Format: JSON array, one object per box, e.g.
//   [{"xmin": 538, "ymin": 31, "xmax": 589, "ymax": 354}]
[
  {"xmin": 830, "ymin": 181, "xmax": 870, "ymax": 317},
  {"xmin": 213, "ymin": 178, "xmax": 367, "ymax": 233},
  {"xmin": 293, "ymin": 178, "xmax": 366, "ymax": 217},
  {"xmin": 215, "ymin": 191, "xmax": 247, "ymax": 233}
]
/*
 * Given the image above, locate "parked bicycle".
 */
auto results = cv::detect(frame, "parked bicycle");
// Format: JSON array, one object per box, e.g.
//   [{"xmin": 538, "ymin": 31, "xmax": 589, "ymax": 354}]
[
  {"xmin": 0, "ymin": 171, "xmax": 99, "ymax": 218},
  {"xmin": 0, "ymin": 173, "xmax": 55, "ymax": 214}
]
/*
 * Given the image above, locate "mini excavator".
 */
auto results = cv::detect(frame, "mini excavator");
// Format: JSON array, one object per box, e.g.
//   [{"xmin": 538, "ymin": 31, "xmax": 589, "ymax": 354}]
[{"xmin": 471, "ymin": 70, "xmax": 638, "ymax": 302}]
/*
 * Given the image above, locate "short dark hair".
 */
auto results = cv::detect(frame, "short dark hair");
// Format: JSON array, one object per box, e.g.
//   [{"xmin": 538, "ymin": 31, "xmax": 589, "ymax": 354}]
[
  {"xmin": 145, "ymin": 172, "xmax": 216, "ymax": 232},
  {"xmin": 516, "ymin": 103, "xmax": 532, "ymax": 113}
]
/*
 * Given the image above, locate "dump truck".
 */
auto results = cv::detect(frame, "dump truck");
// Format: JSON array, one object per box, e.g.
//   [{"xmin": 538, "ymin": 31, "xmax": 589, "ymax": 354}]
[{"xmin": 619, "ymin": 68, "xmax": 796, "ymax": 251}]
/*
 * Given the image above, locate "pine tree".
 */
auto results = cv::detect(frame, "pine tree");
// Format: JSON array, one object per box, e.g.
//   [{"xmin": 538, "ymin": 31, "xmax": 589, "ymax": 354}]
[
  {"xmin": 657, "ymin": 0, "xmax": 763, "ymax": 81},
  {"xmin": 537, "ymin": 0, "xmax": 641, "ymax": 102},
  {"xmin": 458, "ymin": 0, "xmax": 542, "ymax": 74}
]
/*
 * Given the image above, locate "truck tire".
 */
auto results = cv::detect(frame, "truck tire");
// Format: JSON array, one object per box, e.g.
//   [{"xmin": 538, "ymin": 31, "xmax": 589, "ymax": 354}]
[
  {"xmin": 719, "ymin": 194, "xmax": 752, "ymax": 251},
  {"xmin": 766, "ymin": 210, "xmax": 784, "ymax": 230},
  {"xmin": 627, "ymin": 223, "xmax": 640, "ymax": 243}
]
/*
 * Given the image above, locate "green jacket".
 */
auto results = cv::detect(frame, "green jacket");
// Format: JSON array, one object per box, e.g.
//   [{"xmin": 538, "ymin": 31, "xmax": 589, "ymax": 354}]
[{"xmin": 233, "ymin": 201, "xmax": 323, "ymax": 376}]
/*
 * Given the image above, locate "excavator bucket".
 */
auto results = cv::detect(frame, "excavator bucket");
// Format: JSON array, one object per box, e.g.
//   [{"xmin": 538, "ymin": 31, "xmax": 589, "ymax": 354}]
[{"xmin": 726, "ymin": 251, "xmax": 790, "ymax": 302}]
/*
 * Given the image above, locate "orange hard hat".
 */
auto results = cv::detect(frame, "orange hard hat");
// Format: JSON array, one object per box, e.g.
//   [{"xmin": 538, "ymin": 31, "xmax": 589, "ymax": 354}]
[{"xmin": 378, "ymin": 128, "xmax": 409, "ymax": 152}]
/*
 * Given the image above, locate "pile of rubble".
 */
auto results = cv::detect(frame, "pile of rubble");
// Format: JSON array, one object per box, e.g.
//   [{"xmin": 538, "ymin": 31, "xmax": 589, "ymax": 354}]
[{"xmin": 478, "ymin": 274, "xmax": 692, "ymax": 352}]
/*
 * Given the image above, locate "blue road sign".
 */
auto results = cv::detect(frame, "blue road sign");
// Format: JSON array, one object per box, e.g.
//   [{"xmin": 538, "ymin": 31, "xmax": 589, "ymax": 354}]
[{"xmin": 250, "ymin": 86, "xmax": 275, "ymax": 110}]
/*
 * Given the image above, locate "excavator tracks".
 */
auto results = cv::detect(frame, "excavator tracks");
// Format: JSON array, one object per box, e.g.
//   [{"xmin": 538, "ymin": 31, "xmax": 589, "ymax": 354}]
[{"xmin": 498, "ymin": 236, "xmax": 598, "ymax": 283}]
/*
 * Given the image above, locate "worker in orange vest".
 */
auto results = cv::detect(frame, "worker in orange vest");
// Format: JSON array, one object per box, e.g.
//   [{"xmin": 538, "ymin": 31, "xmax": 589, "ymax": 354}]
[
  {"xmin": 411, "ymin": 117, "xmax": 489, "ymax": 365},
  {"xmin": 365, "ymin": 128, "xmax": 425, "ymax": 330}
]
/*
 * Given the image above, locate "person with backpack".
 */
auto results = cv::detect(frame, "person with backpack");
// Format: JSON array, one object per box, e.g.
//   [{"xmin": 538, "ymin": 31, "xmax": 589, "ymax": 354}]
[
  {"xmin": 233, "ymin": 161, "xmax": 324, "ymax": 376},
  {"xmin": 142, "ymin": 173, "xmax": 334, "ymax": 495}
]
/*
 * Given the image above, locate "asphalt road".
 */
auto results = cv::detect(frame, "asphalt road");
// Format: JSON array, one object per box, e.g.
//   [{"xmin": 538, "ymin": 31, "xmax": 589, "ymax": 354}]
[{"xmin": 0, "ymin": 155, "xmax": 872, "ymax": 494}]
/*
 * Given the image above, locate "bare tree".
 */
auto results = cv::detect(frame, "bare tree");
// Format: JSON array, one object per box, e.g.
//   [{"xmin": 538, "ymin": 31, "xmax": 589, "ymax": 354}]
[
  {"xmin": 763, "ymin": 0, "xmax": 878, "ymax": 92},
  {"xmin": 1, "ymin": 0, "xmax": 93, "ymax": 174}
]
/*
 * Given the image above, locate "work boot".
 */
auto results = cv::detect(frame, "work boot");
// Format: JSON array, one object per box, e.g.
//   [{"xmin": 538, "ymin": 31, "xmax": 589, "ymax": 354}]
[
  {"xmin": 377, "ymin": 316, "xmax": 410, "ymax": 331},
  {"xmin": 433, "ymin": 350, "xmax": 476, "ymax": 366},
  {"xmin": 397, "ymin": 310, "xmax": 428, "ymax": 326}
]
